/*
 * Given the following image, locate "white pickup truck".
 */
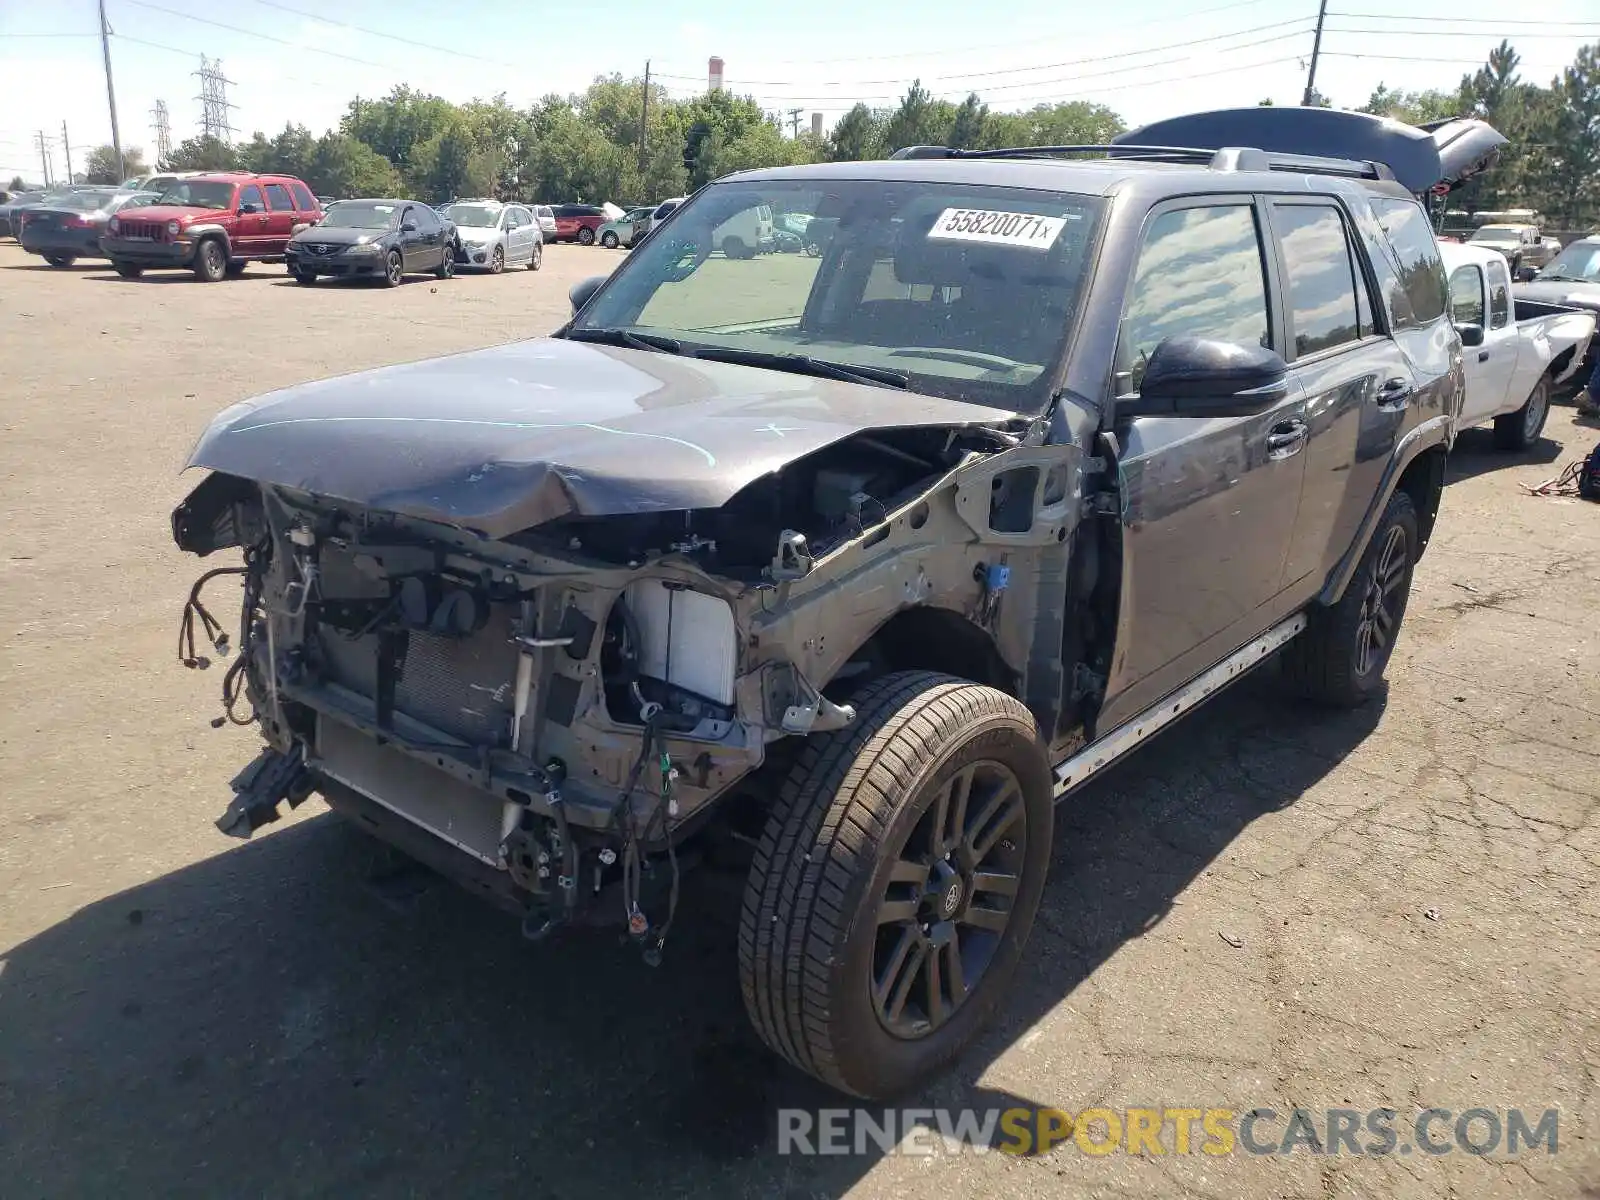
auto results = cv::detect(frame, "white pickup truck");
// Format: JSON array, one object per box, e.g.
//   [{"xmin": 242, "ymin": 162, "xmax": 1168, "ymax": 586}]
[{"xmin": 1442, "ymin": 241, "xmax": 1596, "ymax": 450}]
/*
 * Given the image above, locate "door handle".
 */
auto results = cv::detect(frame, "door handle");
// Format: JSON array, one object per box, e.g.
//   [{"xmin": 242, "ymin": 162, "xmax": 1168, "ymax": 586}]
[
  {"xmin": 1375, "ymin": 377, "xmax": 1413, "ymax": 409},
  {"xmin": 1266, "ymin": 418, "xmax": 1308, "ymax": 460},
  {"xmin": 1477, "ymin": 350, "xmax": 1490, "ymax": 362}
]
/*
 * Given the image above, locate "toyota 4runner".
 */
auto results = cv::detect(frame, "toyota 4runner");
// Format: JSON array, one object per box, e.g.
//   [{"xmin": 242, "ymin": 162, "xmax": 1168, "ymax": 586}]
[{"xmin": 171, "ymin": 108, "xmax": 1483, "ymax": 1099}]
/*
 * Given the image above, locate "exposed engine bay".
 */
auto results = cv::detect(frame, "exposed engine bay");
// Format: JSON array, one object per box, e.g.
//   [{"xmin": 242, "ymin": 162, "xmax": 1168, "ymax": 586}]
[{"xmin": 173, "ymin": 411, "xmax": 1084, "ymax": 961}]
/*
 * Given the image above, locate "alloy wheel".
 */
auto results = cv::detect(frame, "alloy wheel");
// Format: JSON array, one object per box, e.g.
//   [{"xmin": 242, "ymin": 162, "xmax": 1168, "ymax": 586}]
[
  {"xmin": 1355, "ymin": 525, "xmax": 1407, "ymax": 677},
  {"xmin": 871, "ymin": 760, "xmax": 1027, "ymax": 1039}
]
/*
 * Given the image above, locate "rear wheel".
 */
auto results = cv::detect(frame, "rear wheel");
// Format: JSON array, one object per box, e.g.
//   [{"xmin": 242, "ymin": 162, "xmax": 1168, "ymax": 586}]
[
  {"xmin": 601, "ymin": 230, "xmax": 619, "ymax": 249},
  {"xmin": 739, "ymin": 671, "xmax": 1053, "ymax": 1099},
  {"xmin": 113, "ymin": 262, "xmax": 143, "ymax": 279},
  {"xmin": 528, "ymin": 242, "xmax": 542, "ymax": 271},
  {"xmin": 1492, "ymin": 375, "xmax": 1550, "ymax": 451},
  {"xmin": 577, "ymin": 226, "xmax": 595, "ymax": 246},
  {"xmin": 224, "ymin": 259, "xmax": 247, "ymax": 278},
  {"xmin": 722, "ymin": 235, "xmax": 750, "ymax": 260},
  {"xmin": 44, "ymin": 252, "xmax": 76, "ymax": 268},
  {"xmin": 193, "ymin": 238, "xmax": 227, "ymax": 282},
  {"xmin": 1280, "ymin": 490, "xmax": 1418, "ymax": 707}
]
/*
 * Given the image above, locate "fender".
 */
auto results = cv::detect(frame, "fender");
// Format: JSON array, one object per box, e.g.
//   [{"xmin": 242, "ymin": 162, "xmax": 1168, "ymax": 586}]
[
  {"xmin": 184, "ymin": 223, "xmax": 233, "ymax": 256},
  {"xmin": 1317, "ymin": 413, "xmax": 1451, "ymax": 606}
]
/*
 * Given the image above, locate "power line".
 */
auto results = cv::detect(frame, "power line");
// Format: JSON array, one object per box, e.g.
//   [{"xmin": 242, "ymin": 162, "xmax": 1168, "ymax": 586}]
[
  {"xmin": 242, "ymin": 0, "xmax": 519, "ymax": 68},
  {"xmin": 120, "ymin": 0, "xmax": 394, "ymax": 69},
  {"xmin": 1326, "ymin": 13, "xmax": 1600, "ymax": 27},
  {"xmin": 1327, "ymin": 26, "xmax": 1600, "ymax": 39}
]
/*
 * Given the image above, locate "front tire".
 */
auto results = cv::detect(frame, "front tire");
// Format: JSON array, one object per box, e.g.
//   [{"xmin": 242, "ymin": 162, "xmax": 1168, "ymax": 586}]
[
  {"xmin": 44, "ymin": 252, "xmax": 76, "ymax": 267},
  {"xmin": 488, "ymin": 245, "xmax": 504, "ymax": 274},
  {"xmin": 528, "ymin": 241, "xmax": 542, "ymax": 271},
  {"xmin": 1492, "ymin": 375, "xmax": 1550, "ymax": 451},
  {"xmin": 577, "ymin": 226, "xmax": 595, "ymax": 246},
  {"xmin": 382, "ymin": 250, "xmax": 403, "ymax": 287},
  {"xmin": 601, "ymin": 230, "xmax": 618, "ymax": 248},
  {"xmin": 225, "ymin": 259, "xmax": 247, "ymax": 278},
  {"xmin": 113, "ymin": 262, "xmax": 143, "ymax": 279},
  {"xmin": 193, "ymin": 238, "xmax": 227, "ymax": 282},
  {"xmin": 739, "ymin": 671, "xmax": 1053, "ymax": 1099},
  {"xmin": 292, "ymin": 268, "xmax": 318, "ymax": 285},
  {"xmin": 1280, "ymin": 490, "xmax": 1418, "ymax": 707},
  {"xmin": 722, "ymin": 235, "xmax": 749, "ymax": 260},
  {"xmin": 436, "ymin": 248, "xmax": 455, "ymax": 279}
]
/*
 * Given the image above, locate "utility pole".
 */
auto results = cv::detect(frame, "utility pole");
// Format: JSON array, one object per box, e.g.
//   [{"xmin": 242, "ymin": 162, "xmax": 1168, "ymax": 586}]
[
  {"xmin": 99, "ymin": 0, "xmax": 125, "ymax": 180},
  {"xmin": 1301, "ymin": 0, "xmax": 1328, "ymax": 107},
  {"xmin": 639, "ymin": 61, "xmax": 650, "ymax": 175},
  {"xmin": 787, "ymin": 108, "xmax": 803, "ymax": 139},
  {"xmin": 62, "ymin": 122, "xmax": 74, "ymax": 182},
  {"xmin": 36, "ymin": 131, "xmax": 53, "ymax": 185}
]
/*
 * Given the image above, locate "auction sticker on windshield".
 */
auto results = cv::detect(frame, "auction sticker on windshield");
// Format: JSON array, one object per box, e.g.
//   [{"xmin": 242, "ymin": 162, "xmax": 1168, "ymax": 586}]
[{"xmin": 929, "ymin": 208, "xmax": 1068, "ymax": 249}]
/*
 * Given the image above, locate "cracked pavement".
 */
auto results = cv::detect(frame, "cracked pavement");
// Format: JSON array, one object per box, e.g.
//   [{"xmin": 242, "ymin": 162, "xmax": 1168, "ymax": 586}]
[{"xmin": 0, "ymin": 243, "xmax": 1596, "ymax": 1198}]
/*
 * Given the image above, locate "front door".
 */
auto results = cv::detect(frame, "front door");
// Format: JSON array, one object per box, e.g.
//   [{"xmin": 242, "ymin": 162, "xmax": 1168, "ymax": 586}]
[
  {"xmin": 1100, "ymin": 197, "xmax": 1310, "ymax": 730},
  {"xmin": 233, "ymin": 183, "xmax": 269, "ymax": 256}
]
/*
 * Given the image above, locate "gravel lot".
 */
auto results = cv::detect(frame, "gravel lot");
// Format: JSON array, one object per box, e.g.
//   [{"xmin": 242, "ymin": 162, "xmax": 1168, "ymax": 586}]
[{"xmin": 1, "ymin": 240, "xmax": 1597, "ymax": 1199}]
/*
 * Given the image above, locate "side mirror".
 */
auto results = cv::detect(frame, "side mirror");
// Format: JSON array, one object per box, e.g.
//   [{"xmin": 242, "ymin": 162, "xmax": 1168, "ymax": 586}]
[
  {"xmin": 1456, "ymin": 323, "xmax": 1485, "ymax": 348},
  {"xmin": 1122, "ymin": 337, "xmax": 1291, "ymax": 418},
  {"xmin": 238, "ymin": 202, "xmax": 260, "ymax": 215},
  {"xmin": 1515, "ymin": 265, "xmax": 1538, "ymax": 283},
  {"xmin": 569, "ymin": 274, "xmax": 607, "ymax": 314},
  {"xmin": 401, "ymin": 218, "xmax": 418, "ymax": 232}
]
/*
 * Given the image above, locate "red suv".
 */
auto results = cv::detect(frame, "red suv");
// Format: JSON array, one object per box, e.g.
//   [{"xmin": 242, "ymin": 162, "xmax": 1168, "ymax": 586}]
[
  {"xmin": 550, "ymin": 203, "xmax": 608, "ymax": 245},
  {"xmin": 102, "ymin": 172, "xmax": 323, "ymax": 281}
]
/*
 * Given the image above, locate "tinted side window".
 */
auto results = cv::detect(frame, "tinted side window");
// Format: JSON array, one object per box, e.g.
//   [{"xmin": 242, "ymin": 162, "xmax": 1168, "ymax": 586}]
[
  {"xmin": 1485, "ymin": 258, "xmax": 1511, "ymax": 329},
  {"xmin": 1117, "ymin": 204, "xmax": 1270, "ymax": 392},
  {"xmin": 417, "ymin": 206, "xmax": 440, "ymax": 232},
  {"xmin": 290, "ymin": 183, "xmax": 316, "ymax": 211},
  {"xmin": 1448, "ymin": 265, "xmax": 1485, "ymax": 326},
  {"xmin": 238, "ymin": 184, "xmax": 265, "ymax": 211},
  {"xmin": 264, "ymin": 183, "xmax": 293, "ymax": 211},
  {"xmin": 1273, "ymin": 204, "xmax": 1361, "ymax": 357},
  {"xmin": 1370, "ymin": 197, "xmax": 1448, "ymax": 327}
]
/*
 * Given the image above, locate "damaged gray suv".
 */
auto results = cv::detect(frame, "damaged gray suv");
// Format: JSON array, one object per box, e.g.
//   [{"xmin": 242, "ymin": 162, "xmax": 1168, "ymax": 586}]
[{"xmin": 171, "ymin": 108, "xmax": 1482, "ymax": 1099}]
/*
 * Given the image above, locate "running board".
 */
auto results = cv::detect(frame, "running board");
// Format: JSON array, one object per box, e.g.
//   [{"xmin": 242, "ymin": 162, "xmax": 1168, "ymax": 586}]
[{"xmin": 1052, "ymin": 612, "xmax": 1308, "ymax": 799}]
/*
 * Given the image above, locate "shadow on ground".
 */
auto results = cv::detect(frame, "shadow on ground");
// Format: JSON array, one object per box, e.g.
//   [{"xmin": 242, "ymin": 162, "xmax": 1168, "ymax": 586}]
[
  {"xmin": 0, "ymin": 672, "xmax": 1382, "ymax": 1197},
  {"xmin": 1443, "ymin": 425, "xmax": 1565, "ymax": 484}
]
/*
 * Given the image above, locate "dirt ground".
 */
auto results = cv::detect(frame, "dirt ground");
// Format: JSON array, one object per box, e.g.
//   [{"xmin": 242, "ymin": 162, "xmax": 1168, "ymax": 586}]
[{"xmin": 1, "ymin": 240, "xmax": 1597, "ymax": 1199}]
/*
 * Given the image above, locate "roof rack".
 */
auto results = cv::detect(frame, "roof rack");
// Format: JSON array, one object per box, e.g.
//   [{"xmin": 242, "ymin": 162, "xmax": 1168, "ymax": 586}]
[{"xmin": 887, "ymin": 142, "xmax": 1395, "ymax": 181}]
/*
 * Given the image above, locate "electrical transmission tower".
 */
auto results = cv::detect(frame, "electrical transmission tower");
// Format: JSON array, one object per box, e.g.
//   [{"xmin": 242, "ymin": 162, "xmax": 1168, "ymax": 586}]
[
  {"xmin": 193, "ymin": 57, "xmax": 236, "ymax": 143},
  {"xmin": 151, "ymin": 99, "xmax": 172, "ymax": 162}
]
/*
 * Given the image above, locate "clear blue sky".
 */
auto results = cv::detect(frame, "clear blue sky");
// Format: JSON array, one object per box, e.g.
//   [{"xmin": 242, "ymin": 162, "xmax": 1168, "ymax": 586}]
[{"xmin": 1, "ymin": 0, "xmax": 1596, "ymax": 183}]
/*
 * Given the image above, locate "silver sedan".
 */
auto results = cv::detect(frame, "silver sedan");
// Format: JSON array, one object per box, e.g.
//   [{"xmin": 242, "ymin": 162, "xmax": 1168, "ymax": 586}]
[{"xmin": 445, "ymin": 200, "xmax": 543, "ymax": 273}]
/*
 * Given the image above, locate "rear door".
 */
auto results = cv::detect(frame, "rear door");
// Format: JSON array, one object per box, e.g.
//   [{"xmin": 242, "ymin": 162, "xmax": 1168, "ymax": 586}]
[
  {"xmin": 1099, "ymin": 197, "xmax": 1310, "ymax": 729},
  {"xmin": 234, "ymin": 183, "xmax": 268, "ymax": 256},
  {"xmin": 261, "ymin": 181, "xmax": 298, "ymax": 253},
  {"xmin": 412, "ymin": 204, "xmax": 445, "ymax": 268},
  {"xmin": 1268, "ymin": 197, "xmax": 1419, "ymax": 590}
]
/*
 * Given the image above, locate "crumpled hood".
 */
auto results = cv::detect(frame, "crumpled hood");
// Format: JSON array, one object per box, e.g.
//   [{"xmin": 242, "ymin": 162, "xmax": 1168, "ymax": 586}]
[
  {"xmin": 185, "ymin": 337, "xmax": 1014, "ymax": 540},
  {"xmin": 1515, "ymin": 280, "xmax": 1600, "ymax": 311}
]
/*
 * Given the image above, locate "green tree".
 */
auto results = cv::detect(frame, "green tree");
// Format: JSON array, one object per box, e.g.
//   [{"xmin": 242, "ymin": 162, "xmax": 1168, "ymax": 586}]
[
  {"xmin": 1539, "ymin": 43, "xmax": 1600, "ymax": 225},
  {"xmin": 412, "ymin": 119, "xmax": 500, "ymax": 203},
  {"xmin": 947, "ymin": 94, "xmax": 989, "ymax": 150},
  {"xmin": 1359, "ymin": 85, "xmax": 1460, "ymax": 126},
  {"xmin": 303, "ymin": 133, "xmax": 403, "ymax": 199},
  {"xmin": 883, "ymin": 80, "xmax": 941, "ymax": 152},
  {"xmin": 83, "ymin": 144, "xmax": 146, "ymax": 183},
  {"xmin": 827, "ymin": 103, "xmax": 886, "ymax": 161},
  {"xmin": 163, "ymin": 136, "xmax": 241, "ymax": 171},
  {"xmin": 342, "ymin": 86, "xmax": 457, "ymax": 177}
]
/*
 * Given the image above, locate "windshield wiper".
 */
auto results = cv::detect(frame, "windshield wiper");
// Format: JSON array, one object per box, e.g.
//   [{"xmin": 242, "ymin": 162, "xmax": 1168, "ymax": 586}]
[
  {"xmin": 686, "ymin": 346, "xmax": 909, "ymax": 390},
  {"xmin": 1534, "ymin": 274, "xmax": 1590, "ymax": 283},
  {"xmin": 562, "ymin": 327, "xmax": 684, "ymax": 355}
]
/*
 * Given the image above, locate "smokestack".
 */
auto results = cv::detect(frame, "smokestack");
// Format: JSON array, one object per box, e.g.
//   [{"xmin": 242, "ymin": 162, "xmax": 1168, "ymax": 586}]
[
  {"xmin": 811, "ymin": 112, "xmax": 823, "ymax": 138},
  {"xmin": 708, "ymin": 56, "xmax": 724, "ymax": 93}
]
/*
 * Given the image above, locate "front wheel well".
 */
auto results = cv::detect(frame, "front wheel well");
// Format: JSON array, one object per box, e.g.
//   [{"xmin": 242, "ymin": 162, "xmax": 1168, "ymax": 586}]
[{"xmin": 836, "ymin": 606, "xmax": 1016, "ymax": 696}]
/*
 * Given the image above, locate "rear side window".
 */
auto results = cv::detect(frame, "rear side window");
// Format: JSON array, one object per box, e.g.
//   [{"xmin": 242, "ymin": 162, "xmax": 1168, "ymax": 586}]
[
  {"xmin": 1369, "ymin": 197, "xmax": 1448, "ymax": 327},
  {"xmin": 1485, "ymin": 257, "xmax": 1511, "ymax": 329},
  {"xmin": 1272, "ymin": 203, "xmax": 1362, "ymax": 357},
  {"xmin": 1116, "ymin": 203, "xmax": 1270, "ymax": 392},
  {"xmin": 1448, "ymin": 265, "xmax": 1485, "ymax": 326},
  {"xmin": 290, "ymin": 183, "xmax": 316, "ymax": 211},
  {"xmin": 263, "ymin": 183, "xmax": 294, "ymax": 212}
]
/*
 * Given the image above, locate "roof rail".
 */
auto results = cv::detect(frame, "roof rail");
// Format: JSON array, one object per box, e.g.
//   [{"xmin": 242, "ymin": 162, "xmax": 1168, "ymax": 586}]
[{"xmin": 887, "ymin": 142, "xmax": 1395, "ymax": 180}]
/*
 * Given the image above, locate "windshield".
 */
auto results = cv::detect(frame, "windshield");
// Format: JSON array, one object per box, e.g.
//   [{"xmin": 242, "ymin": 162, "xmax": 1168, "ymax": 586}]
[
  {"xmin": 58, "ymin": 190, "xmax": 117, "ymax": 211},
  {"xmin": 450, "ymin": 204, "xmax": 501, "ymax": 228},
  {"xmin": 156, "ymin": 181, "xmax": 235, "ymax": 209},
  {"xmin": 573, "ymin": 179, "xmax": 1104, "ymax": 409},
  {"xmin": 318, "ymin": 202, "xmax": 398, "ymax": 230},
  {"xmin": 1537, "ymin": 242, "xmax": 1600, "ymax": 282},
  {"xmin": 1469, "ymin": 225, "xmax": 1521, "ymax": 241}
]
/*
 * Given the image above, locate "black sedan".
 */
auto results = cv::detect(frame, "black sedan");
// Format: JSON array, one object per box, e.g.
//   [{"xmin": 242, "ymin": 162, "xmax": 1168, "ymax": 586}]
[
  {"xmin": 286, "ymin": 199, "xmax": 456, "ymax": 286},
  {"xmin": 17, "ymin": 189, "xmax": 163, "ymax": 266}
]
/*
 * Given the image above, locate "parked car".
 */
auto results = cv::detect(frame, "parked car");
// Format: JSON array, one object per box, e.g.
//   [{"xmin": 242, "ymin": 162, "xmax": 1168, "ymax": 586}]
[
  {"xmin": 550, "ymin": 202, "xmax": 607, "ymax": 244},
  {"xmin": 712, "ymin": 202, "xmax": 775, "ymax": 258},
  {"xmin": 102, "ymin": 172, "xmax": 324, "ymax": 281},
  {"xmin": 649, "ymin": 196, "xmax": 685, "ymax": 233},
  {"xmin": 596, "ymin": 206, "xmax": 654, "ymax": 249},
  {"xmin": 17, "ymin": 189, "xmax": 162, "ymax": 266},
  {"xmin": 532, "ymin": 204, "xmax": 557, "ymax": 241},
  {"xmin": 448, "ymin": 200, "xmax": 543, "ymax": 272},
  {"xmin": 1442, "ymin": 242, "xmax": 1596, "ymax": 449},
  {"xmin": 1513, "ymin": 234, "xmax": 1600, "ymax": 384},
  {"xmin": 1466, "ymin": 223, "xmax": 1555, "ymax": 273},
  {"xmin": 121, "ymin": 171, "xmax": 201, "ymax": 193},
  {"xmin": 0, "ymin": 190, "xmax": 50, "ymax": 238},
  {"xmin": 171, "ymin": 106, "xmax": 1487, "ymax": 1101},
  {"xmin": 286, "ymin": 198, "xmax": 455, "ymax": 286}
]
